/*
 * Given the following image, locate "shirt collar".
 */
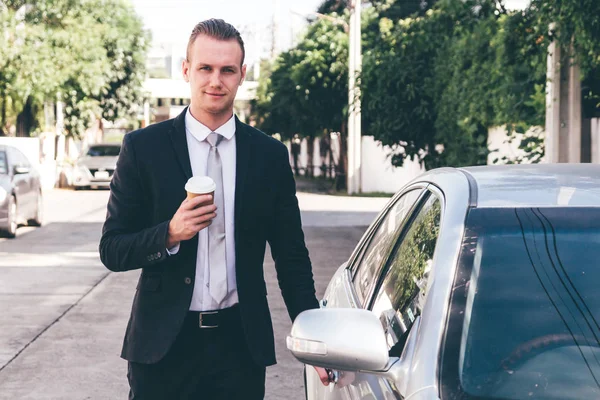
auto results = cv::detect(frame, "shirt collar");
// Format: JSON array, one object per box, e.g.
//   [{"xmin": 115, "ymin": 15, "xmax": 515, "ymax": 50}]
[{"xmin": 185, "ymin": 108, "xmax": 236, "ymax": 142}]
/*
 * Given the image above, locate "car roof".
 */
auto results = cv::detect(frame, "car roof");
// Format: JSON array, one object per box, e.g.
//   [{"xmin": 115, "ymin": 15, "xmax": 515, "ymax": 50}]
[
  {"xmin": 89, "ymin": 143, "xmax": 120, "ymax": 147},
  {"xmin": 461, "ymin": 164, "xmax": 600, "ymax": 207},
  {"xmin": 419, "ymin": 164, "xmax": 600, "ymax": 208}
]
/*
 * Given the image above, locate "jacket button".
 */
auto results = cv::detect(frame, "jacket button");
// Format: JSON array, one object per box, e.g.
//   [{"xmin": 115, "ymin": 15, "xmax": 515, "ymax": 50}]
[
  {"xmin": 147, "ymin": 256, "xmax": 153, "ymax": 261},
  {"xmin": 157, "ymin": 252, "xmax": 162, "ymax": 258},
  {"xmin": 184, "ymin": 277, "xmax": 192, "ymax": 285}
]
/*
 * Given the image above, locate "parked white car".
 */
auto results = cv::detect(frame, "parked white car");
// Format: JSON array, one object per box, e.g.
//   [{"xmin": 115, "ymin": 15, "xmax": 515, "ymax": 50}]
[
  {"xmin": 73, "ymin": 143, "xmax": 120, "ymax": 190},
  {"xmin": 288, "ymin": 164, "xmax": 600, "ymax": 400}
]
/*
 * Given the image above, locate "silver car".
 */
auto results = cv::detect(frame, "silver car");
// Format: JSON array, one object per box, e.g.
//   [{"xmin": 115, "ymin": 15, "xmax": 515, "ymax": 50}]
[
  {"xmin": 0, "ymin": 144, "xmax": 43, "ymax": 238},
  {"xmin": 288, "ymin": 164, "xmax": 600, "ymax": 400},
  {"xmin": 73, "ymin": 143, "xmax": 120, "ymax": 189}
]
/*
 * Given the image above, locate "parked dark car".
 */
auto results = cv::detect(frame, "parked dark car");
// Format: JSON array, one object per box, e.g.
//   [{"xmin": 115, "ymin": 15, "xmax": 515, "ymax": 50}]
[{"xmin": 0, "ymin": 144, "xmax": 43, "ymax": 238}]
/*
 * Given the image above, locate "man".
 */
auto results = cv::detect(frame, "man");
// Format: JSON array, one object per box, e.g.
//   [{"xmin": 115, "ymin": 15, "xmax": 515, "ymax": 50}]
[{"xmin": 100, "ymin": 19, "xmax": 328, "ymax": 399}]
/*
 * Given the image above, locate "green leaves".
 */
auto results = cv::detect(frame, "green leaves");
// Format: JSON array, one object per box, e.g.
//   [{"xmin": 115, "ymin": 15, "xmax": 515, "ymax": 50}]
[
  {"xmin": 0, "ymin": 0, "xmax": 149, "ymax": 138},
  {"xmin": 361, "ymin": 0, "xmax": 548, "ymax": 168},
  {"xmin": 251, "ymin": 16, "xmax": 349, "ymax": 140}
]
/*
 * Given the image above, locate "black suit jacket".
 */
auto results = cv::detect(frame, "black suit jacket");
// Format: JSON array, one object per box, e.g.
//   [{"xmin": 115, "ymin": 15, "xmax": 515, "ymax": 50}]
[{"xmin": 99, "ymin": 109, "xmax": 319, "ymax": 366}]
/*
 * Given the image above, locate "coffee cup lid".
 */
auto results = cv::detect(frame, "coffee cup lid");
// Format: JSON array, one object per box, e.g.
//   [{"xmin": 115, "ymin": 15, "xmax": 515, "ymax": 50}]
[{"xmin": 185, "ymin": 176, "xmax": 216, "ymax": 194}]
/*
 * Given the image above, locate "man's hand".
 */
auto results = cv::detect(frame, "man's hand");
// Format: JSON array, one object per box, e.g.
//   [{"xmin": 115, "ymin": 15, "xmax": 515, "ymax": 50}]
[
  {"xmin": 314, "ymin": 366, "xmax": 331, "ymax": 386},
  {"xmin": 166, "ymin": 195, "xmax": 217, "ymax": 248}
]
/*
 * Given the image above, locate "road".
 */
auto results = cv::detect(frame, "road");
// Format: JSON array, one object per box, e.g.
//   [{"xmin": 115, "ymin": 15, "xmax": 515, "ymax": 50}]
[{"xmin": 0, "ymin": 188, "xmax": 389, "ymax": 399}]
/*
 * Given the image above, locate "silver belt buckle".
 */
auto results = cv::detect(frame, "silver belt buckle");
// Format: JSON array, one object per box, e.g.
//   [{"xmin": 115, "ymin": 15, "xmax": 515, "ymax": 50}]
[{"xmin": 199, "ymin": 311, "xmax": 218, "ymax": 329}]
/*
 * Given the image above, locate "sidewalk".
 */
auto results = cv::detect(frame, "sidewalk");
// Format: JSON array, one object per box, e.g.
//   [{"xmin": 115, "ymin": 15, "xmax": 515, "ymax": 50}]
[{"xmin": 0, "ymin": 188, "xmax": 390, "ymax": 399}]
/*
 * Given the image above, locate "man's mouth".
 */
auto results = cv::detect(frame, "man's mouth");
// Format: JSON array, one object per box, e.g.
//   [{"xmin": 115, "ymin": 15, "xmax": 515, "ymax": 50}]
[{"xmin": 206, "ymin": 92, "xmax": 225, "ymax": 97}]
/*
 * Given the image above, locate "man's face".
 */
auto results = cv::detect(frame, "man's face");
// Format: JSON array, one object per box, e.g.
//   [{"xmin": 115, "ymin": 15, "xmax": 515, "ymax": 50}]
[{"xmin": 182, "ymin": 35, "xmax": 246, "ymax": 120}]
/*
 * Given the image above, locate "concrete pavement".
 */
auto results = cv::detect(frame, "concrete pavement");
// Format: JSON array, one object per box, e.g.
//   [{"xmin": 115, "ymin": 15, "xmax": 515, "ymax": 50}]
[{"xmin": 0, "ymin": 188, "xmax": 390, "ymax": 399}]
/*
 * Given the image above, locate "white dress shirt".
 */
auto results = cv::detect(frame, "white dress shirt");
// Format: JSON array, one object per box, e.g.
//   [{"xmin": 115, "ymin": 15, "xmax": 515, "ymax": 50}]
[{"xmin": 168, "ymin": 110, "xmax": 238, "ymax": 311}]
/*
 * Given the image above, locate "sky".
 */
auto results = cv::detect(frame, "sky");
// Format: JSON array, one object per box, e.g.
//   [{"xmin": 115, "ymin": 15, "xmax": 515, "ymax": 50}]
[
  {"xmin": 130, "ymin": 0, "xmax": 324, "ymax": 66},
  {"xmin": 131, "ymin": 0, "xmax": 532, "ymax": 66}
]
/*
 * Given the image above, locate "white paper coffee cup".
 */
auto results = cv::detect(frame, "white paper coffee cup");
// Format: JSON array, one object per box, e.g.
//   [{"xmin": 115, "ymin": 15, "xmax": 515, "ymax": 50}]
[{"xmin": 185, "ymin": 176, "xmax": 216, "ymax": 203}]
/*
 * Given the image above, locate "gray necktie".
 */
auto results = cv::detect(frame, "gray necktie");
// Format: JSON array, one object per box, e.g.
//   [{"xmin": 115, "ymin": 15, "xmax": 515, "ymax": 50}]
[{"xmin": 206, "ymin": 132, "xmax": 227, "ymax": 304}]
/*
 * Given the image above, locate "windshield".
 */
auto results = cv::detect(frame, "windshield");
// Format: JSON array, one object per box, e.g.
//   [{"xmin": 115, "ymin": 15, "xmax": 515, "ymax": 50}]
[
  {"xmin": 442, "ymin": 207, "xmax": 600, "ymax": 400},
  {"xmin": 86, "ymin": 145, "xmax": 120, "ymax": 157}
]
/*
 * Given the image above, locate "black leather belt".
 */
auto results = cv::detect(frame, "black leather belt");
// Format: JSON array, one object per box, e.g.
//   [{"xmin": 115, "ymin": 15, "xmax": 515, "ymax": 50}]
[{"xmin": 187, "ymin": 304, "xmax": 240, "ymax": 329}]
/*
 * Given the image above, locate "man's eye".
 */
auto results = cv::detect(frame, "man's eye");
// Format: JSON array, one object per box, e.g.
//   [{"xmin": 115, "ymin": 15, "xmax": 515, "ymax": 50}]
[{"xmin": 200, "ymin": 66, "xmax": 210, "ymax": 71}]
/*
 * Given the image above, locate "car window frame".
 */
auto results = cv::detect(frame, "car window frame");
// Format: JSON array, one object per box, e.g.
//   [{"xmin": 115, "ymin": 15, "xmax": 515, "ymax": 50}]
[
  {"xmin": 366, "ymin": 189, "xmax": 444, "ymax": 350},
  {"xmin": 348, "ymin": 183, "xmax": 430, "ymax": 306},
  {"xmin": 15, "ymin": 148, "xmax": 30, "ymax": 168},
  {"xmin": 0, "ymin": 149, "xmax": 7, "ymax": 175}
]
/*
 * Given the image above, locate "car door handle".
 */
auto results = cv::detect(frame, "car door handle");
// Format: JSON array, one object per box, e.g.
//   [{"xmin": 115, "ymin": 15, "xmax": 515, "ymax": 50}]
[{"xmin": 325, "ymin": 368, "xmax": 339, "ymax": 384}]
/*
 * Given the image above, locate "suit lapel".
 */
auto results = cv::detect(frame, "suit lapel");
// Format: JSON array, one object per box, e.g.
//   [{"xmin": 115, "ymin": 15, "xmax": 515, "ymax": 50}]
[
  {"xmin": 168, "ymin": 108, "xmax": 193, "ymax": 180},
  {"xmin": 234, "ymin": 117, "xmax": 251, "ymax": 234}
]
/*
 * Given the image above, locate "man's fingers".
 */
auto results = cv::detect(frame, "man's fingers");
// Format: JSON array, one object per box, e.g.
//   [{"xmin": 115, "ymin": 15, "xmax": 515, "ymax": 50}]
[
  {"xmin": 191, "ymin": 221, "xmax": 212, "ymax": 232},
  {"xmin": 189, "ymin": 213, "xmax": 217, "ymax": 226},
  {"xmin": 314, "ymin": 367, "xmax": 330, "ymax": 386},
  {"xmin": 185, "ymin": 203, "xmax": 217, "ymax": 218},
  {"xmin": 181, "ymin": 195, "xmax": 214, "ymax": 210}
]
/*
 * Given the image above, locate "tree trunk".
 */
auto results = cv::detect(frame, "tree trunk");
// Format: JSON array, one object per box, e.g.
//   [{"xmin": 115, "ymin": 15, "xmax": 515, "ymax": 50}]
[
  {"xmin": 291, "ymin": 137, "xmax": 301, "ymax": 176},
  {"xmin": 16, "ymin": 96, "xmax": 36, "ymax": 137},
  {"xmin": 336, "ymin": 123, "xmax": 347, "ymax": 191},
  {"xmin": 306, "ymin": 137, "xmax": 315, "ymax": 178},
  {"xmin": 0, "ymin": 95, "xmax": 6, "ymax": 136}
]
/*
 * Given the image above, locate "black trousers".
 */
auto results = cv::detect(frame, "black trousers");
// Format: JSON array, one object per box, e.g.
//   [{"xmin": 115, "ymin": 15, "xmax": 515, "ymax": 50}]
[{"xmin": 127, "ymin": 306, "xmax": 266, "ymax": 400}]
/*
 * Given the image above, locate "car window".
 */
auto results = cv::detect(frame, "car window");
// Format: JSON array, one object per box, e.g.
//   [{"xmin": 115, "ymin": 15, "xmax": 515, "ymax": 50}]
[
  {"xmin": 14, "ymin": 149, "xmax": 30, "ymax": 167},
  {"xmin": 442, "ymin": 207, "xmax": 600, "ymax": 399},
  {"xmin": 352, "ymin": 189, "xmax": 423, "ymax": 305},
  {"xmin": 370, "ymin": 194, "xmax": 442, "ymax": 356},
  {"xmin": 0, "ymin": 151, "xmax": 7, "ymax": 174},
  {"xmin": 86, "ymin": 145, "xmax": 120, "ymax": 157}
]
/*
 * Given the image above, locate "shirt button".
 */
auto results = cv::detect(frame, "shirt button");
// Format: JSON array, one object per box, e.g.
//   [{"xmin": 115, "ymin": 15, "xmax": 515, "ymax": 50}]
[{"xmin": 184, "ymin": 277, "xmax": 192, "ymax": 285}]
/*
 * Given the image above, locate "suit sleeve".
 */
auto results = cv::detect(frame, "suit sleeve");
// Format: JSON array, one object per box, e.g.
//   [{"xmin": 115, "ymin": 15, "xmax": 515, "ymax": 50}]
[
  {"xmin": 99, "ymin": 133, "xmax": 170, "ymax": 272},
  {"xmin": 267, "ymin": 144, "xmax": 319, "ymax": 321}
]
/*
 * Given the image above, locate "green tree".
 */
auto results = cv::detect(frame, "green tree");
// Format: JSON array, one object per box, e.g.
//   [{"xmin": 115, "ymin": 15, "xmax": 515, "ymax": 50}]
[
  {"xmin": 361, "ymin": 0, "xmax": 548, "ymax": 168},
  {"xmin": 0, "ymin": 0, "xmax": 148, "ymax": 138},
  {"xmin": 252, "ymin": 17, "xmax": 349, "ymax": 183}
]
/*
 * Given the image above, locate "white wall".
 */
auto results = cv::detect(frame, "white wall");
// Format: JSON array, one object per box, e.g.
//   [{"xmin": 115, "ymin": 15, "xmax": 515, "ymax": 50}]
[
  {"xmin": 360, "ymin": 136, "xmax": 424, "ymax": 193},
  {"xmin": 290, "ymin": 134, "xmax": 423, "ymax": 194},
  {"xmin": 488, "ymin": 125, "xmax": 544, "ymax": 164}
]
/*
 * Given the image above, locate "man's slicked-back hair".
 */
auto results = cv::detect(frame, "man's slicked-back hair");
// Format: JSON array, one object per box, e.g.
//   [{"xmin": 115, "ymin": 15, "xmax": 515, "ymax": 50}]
[{"xmin": 186, "ymin": 19, "xmax": 245, "ymax": 66}]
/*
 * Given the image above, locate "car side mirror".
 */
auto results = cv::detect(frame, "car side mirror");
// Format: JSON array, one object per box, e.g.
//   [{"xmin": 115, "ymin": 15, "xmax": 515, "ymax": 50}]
[
  {"xmin": 14, "ymin": 166, "xmax": 30, "ymax": 175},
  {"xmin": 286, "ymin": 308, "xmax": 390, "ymax": 371}
]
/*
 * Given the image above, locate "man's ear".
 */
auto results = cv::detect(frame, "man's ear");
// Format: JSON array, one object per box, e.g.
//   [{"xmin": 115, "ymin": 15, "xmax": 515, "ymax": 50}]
[
  {"xmin": 240, "ymin": 64, "xmax": 247, "ymax": 86},
  {"xmin": 182, "ymin": 59, "xmax": 190, "ymax": 83}
]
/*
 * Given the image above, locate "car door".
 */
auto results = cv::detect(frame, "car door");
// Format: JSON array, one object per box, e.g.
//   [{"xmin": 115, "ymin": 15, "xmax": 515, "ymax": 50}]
[
  {"xmin": 6, "ymin": 148, "xmax": 30, "ymax": 218},
  {"xmin": 309, "ymin": 190, "xmax": 444, "ymax": 400},
  {"xmin": 0, "ymin": 149, "xmax": 9, "ymax": 223},
  {"xmin": 351, "ymin": 192, "xmax": 442, "ymax": 400},
  {"xmin": 305, "ymin": 185, "xmax": 426, "ymax": 400},
  {"xmin": 12, "ymin": 148, "xmax": 34, "ymax": 216}
]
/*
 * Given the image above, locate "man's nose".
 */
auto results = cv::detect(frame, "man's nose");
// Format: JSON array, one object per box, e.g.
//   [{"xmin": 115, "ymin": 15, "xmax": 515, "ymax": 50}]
[{"xmin": 209, "ymin": 72, "xmax": 222, "ymax": 87}]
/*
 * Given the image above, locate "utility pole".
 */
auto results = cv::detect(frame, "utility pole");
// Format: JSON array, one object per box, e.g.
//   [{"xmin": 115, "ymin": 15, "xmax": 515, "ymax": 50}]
[
  {"xmin": 545, "ymin": 24, "xmax": 582, "ymax": 163},
  {"xmin": 347, "ymin": 0, "xmax": 362, "ymax": 194},
  {"xmin": 270, "ymin": 0, "xmax": 280, "ymax": 58}
]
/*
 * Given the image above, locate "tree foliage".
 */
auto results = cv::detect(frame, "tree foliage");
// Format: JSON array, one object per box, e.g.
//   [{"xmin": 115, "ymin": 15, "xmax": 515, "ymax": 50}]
[
  {"xmin": 254, "ymin": 0, "xmax": 600, "ymax": 170},
  {"xmin": 0, "ymin": 0, "xmax": 149, "ymax": 138},
  {"xmin": 361, "ymin": 0, "xmax": 549, "ymax": 168}
]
